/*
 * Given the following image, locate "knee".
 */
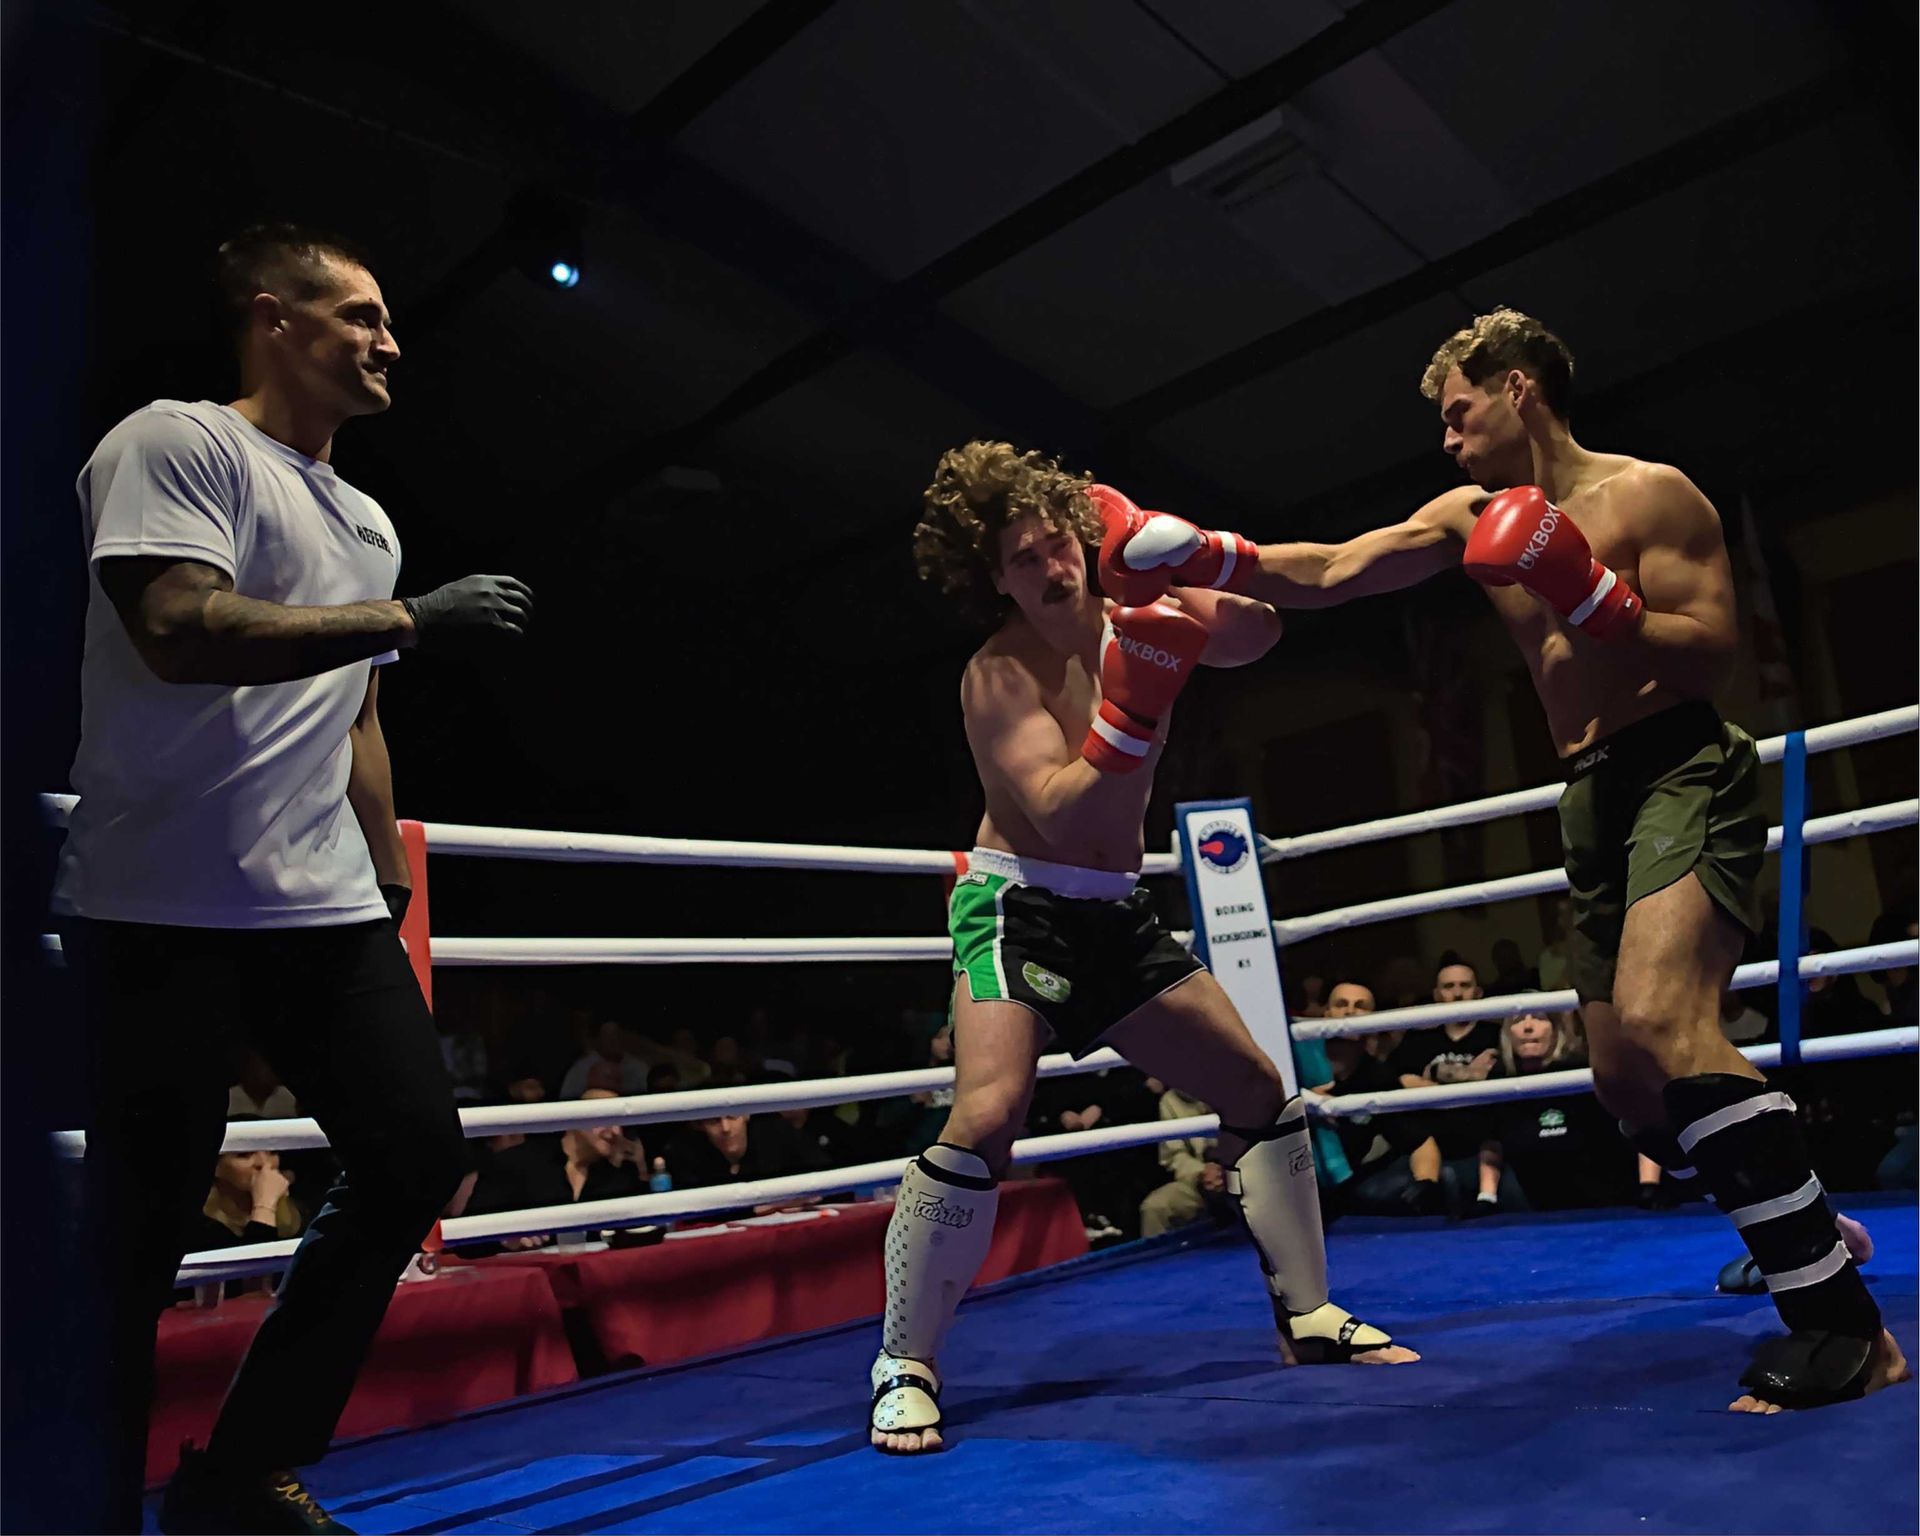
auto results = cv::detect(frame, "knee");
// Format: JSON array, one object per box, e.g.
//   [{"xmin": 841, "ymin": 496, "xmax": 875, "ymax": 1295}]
[
  {"xmin": 942, "ymin": 1088, "xmax": 1026, "ymax": 1159},
  {"xmin": 1216, "ymin": 1058, "xmax": 1289, "ymax": 1131}
]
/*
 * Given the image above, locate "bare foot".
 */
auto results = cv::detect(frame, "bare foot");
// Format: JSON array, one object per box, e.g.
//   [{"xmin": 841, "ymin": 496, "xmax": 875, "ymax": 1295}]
[
  {"xmin": 1730, "ymin": 1328, "xmax": 1911, "ymax": 1413},
  {"xmin": 871, "ymin": 1424, "xmax": 945, "ymax": 1453},
  {"xmin": 1837, "ymin": 1212, "xmax": 1874, "ymax": 1266},
  {"xmin": 870, "ymin": 1353, "xmax": 944, "ymax": 1453}
]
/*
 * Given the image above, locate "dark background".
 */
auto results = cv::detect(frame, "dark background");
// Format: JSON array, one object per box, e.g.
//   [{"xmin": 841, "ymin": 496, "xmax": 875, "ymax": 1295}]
[{"xmin": 1, "ymin": 4, "xmax": 1914, "ymax": 1516}]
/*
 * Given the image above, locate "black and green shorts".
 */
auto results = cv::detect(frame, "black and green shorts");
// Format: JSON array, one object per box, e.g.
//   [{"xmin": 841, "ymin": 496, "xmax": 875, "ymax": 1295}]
[
  {"xmin": 948, "ymin": 847, "xmax": 1203, "ymax": 1058},
  {"xmin": 1558, "ymin": 700, "xmax": 1766, "ymax": 1005}
]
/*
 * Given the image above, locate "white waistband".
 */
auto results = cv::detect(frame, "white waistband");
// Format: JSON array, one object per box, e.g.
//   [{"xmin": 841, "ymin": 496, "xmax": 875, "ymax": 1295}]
[{"xmin": 965, "ymin": 847, "xmax": 1138, "ymax": 901}]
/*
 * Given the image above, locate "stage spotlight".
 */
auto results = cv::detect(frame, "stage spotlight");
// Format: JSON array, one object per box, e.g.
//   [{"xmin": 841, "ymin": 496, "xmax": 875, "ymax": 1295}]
[{"xmin": 505, "ymin": 189, "xmax": 584, "ymax": 293}]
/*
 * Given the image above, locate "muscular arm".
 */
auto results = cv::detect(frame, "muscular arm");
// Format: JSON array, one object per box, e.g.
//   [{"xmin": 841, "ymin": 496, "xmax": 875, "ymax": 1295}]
[
  {"xmin": 346, "ymin": 668, "xmax": 411, "ymax": 889},
  {"xmin": 1234, "ymin": 487, "xmax": 1485, "ymax": 609},
  {"xmin": 98, "ymin": 557, "xmax": 415, "ymax": 686},
  {"xmin": 1602, "ymin": 466, "xmax": 1738, "ymax": 696},
  {"xmin": 962, "ymin": 654, "xmax": 1149, "ymax": 850},
  {"xmin": 1162, "ymin": 589, "xmax": 1283, "ymax": 668}
]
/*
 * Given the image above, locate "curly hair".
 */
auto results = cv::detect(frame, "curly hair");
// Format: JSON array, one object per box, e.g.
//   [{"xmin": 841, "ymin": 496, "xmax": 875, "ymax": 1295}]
[
  {"xmin": 1420, "ymin": 307, "xmax": 1575, "ymax": 421},
  {"xmin": 913, "ymin": 440, "xmax": 1101, "ymax": 623}
]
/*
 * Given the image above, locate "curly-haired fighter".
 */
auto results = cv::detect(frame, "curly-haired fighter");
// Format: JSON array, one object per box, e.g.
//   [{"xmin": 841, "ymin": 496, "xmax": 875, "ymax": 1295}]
[
  {"xmin": 870, "ymin": 443, "xmax": 1415, "ymax": 1456},
  {"xmin": 1100, "ymin": 309, "xmax": 1908, "ymax": 1415}
]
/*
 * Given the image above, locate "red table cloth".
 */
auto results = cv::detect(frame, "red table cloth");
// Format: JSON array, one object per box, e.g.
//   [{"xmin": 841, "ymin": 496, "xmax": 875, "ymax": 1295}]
[
  {"xmin": 149, "ymin": 1261, "xmax": 575, "ymax": 1483},
  {"xmin": 473, "ymin": 1177, "xmax": 1087, "ymax": 1369}
]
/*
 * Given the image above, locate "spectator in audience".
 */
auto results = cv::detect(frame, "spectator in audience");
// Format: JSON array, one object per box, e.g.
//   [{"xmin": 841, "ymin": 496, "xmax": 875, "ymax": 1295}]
[
  {"xmin": 1870, "ymin": 904, "xmax": 1917, "ymax": 1023},
  {"xmin": 1486, "ymin": 1011, "xmax": 1630, "ymax": 1211},
  {"xmin": 647, "ymin": 1063, "xmax": 682, "ymax": 1096},
  {"xmin": 1368, "ymin": 959, "xmax": 1518, "ymax": 1218},
  {"xmin": 467, "ymin": 1087, "xmax": 646, "ymax": 1248},
  {"xmin": 666, "ymin": 1110, "xmax": 813, "ymax": 1194},
  {"xmin": 1029, "ymin": 1065, "xmax": 1161, "ymax": 1243},
  {"xmin": 1296, "ymin": 980, "xmax": 1379, "ymax": 1189},
  {"xmin": 1139, "ymin": 1087, "xmax": 1227, "ymax": 1237},
  {"xmin": 560, "ymin": 1019, "xmax": 650, "ymax": 1100},
  {"xmin": 226, "ymin": 1050, "xmax": 296, "ymax": 1120},
  {"xmin": 1488, "ymin": 938, "xmax": 1538, "ymax": 996},
  {"xmin": 1535, "ymin": 897, "xmax": 1573, "ymax": 992},
  {"xmin": 226, "ymin": 1054, "xmax": 339, "ymax": 1226},
  {"xmin": 1388, "ymin": 958, "xmax": 1499, "ymax": 1088},
  {"xmin": 1718, "ymin": 988, "xmax": 1769, "ymax": 1045},
  {"xmin": 195, "ymin": 1127, "xmax": 305, "ymax": 1252}
]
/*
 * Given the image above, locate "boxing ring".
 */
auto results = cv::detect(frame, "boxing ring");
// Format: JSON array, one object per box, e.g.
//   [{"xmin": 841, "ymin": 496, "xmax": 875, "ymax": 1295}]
[{"xmin": 42, "ymin": 705, "xmax": 1920, "ymax": 1532}]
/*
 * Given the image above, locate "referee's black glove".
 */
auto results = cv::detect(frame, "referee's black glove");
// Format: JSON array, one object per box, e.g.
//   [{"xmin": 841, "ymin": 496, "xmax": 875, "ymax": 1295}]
[
  {"xmin": 380, "ymin": 882, "xmax": 413, "ymax": 926},
  {"xmin": 401, "ymin": 574, "xmax": 533, "ymax": 649}
]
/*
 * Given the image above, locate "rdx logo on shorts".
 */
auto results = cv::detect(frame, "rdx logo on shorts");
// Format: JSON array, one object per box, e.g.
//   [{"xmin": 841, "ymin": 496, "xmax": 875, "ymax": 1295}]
[
  {"xmin": 1516, "ymin": 504, "xmax": 1561, "ymax": 571},
  {"xmin": 1195, "ymin": 819, "xmax": 1250, "ymax": 875},
  {"xmin": 1115, "ymin": 633, "xmax": 1183, "ymax": 669},
  {"xmin": 910, "ymin": 1194, "xmax": 974, "ymax": 1230}
]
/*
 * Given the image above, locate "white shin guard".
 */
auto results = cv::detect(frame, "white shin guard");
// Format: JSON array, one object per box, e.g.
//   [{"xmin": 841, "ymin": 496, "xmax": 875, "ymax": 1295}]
[
  {"xmin": 1222, "ymin": 1095, "xmax": 1328, "ymax": 1315},
  {"xmin": 881, "ymin": 1142, "xmax": 999, "ymax": 1362},
  {"xmin": 1223, "ymin": 1096, "xmax": 1395, "ymax": 1360}
]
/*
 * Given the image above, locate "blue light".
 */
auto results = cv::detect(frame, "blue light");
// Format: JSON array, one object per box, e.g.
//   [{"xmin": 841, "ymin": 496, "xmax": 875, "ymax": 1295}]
[{"xmin": 548, "ymin": 260, "xmax": 580, "ymax": 289}]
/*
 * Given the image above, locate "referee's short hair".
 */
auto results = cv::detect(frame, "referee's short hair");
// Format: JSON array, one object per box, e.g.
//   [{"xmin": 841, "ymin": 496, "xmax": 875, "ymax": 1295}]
[{"xmin": 213, "ymin": 223, "xmax": 376, "ymax": 348}]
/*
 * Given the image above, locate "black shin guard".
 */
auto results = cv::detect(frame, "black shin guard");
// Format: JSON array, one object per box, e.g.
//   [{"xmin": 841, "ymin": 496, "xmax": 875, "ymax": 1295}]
[{"xmin": 1666, "ymin": 1074, "xmax": 1880, "ymax": 1405}]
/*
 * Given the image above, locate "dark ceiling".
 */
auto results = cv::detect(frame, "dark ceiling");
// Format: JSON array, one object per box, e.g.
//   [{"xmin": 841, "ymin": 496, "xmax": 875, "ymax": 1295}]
[{"xmin": 3, "ymin": 0, "xmax": 1915, "ymax": 853}]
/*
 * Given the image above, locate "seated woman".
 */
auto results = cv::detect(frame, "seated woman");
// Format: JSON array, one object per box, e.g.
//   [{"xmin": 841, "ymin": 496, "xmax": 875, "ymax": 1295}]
[
  {"xmin": 196, "ymin": 1128, "xmax": 305, "ymax": 1252},
  {"xmin": 187, "ymin": 1121, "xmax": 307, "ymax": 1298},
  {"xmin": 1485, "ymin": 1009, "xmax": 1630, "ymax": 1212}
]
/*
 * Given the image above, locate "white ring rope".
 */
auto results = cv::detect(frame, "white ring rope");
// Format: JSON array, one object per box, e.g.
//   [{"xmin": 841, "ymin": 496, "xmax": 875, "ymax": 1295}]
[
  {"xmin": 1289, "ymin": 939, "xmax": 1919, "ymax": 1041},
  {"xmin": 341, "ymin": 796, "xmax": 1914, "ymax": 968},
  {"xmin": 50, "ymin": 1046, "xmax": 1133, "ymax": 1160},
  {"xmin": 1257, "ymin": 706, "xmax": 1917, "ymax": 862},
  {"xmin": 35, "ymin": 707, "xmax": 1911, "ymax": 879},
  {"xmin": 35, "ymin": 795, "xmax": 1183, "ymax": 880},
  {"xmin": 171, "ymin": 1024, "xmax": 1916, "ymax": 1287},
  {"xmin": 171, "ymin": 1113, "xmax": 1217, "ymax": 1287},
  {"xmin": 1272, "ymin": 799, "xmax": 1916, "ymax": 944},
  {"xmin": 1309, "ymin": 1027, "xmax": 1917, "ymax": 1117}
]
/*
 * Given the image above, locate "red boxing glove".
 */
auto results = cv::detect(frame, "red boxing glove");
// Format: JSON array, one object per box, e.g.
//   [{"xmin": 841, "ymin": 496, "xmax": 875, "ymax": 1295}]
[
  {"xmin": 1091, "ymin": 484, "xmax": 1259, "ymax": 609},
  {"xmin": 1462, "ymin": 486, "xmax": 1642, "ymax": 640},
  {"xmin": 1082, "ymin": 602, "xmax": 1209, "ymax": 773}
]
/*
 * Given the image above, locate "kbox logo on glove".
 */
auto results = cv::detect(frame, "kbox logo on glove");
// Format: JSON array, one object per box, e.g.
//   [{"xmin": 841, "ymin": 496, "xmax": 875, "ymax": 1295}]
[
  {"xmin": 1116, "ymin": 633, "xmax": 1183, "ymax": 670},
  {"xmin": 1516, "ymin": 503, "xmax": 1563, "ymax": 572}
]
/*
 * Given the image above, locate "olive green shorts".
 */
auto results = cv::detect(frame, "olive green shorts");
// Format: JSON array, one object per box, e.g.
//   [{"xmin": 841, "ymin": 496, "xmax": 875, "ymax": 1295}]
[{"xmin": 1557, "ymin": 701, "xmax": 1766, "ymax": 1006}]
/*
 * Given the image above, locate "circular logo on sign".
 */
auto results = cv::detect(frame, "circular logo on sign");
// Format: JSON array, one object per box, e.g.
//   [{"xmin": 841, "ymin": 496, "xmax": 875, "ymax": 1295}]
[{"xmin": 1195, "ymin": 819, "xmax": 1250, "ymax": 874}]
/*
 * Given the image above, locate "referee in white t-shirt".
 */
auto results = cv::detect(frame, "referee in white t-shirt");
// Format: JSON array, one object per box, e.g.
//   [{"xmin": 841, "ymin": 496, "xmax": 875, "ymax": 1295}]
[{"xmin": 54, "ymin": 226, "xmax": 531, "ymax": 1534}]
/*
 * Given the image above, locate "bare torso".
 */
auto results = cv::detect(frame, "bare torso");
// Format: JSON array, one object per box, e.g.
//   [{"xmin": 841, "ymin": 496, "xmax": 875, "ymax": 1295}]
[
  {"xmin": 967, "ymin": 603, "xmax": 1155, "ymax": 872},
  {"xmin": 1480, "ymin": 452, "xmax": 1696, "ymax": 756}
]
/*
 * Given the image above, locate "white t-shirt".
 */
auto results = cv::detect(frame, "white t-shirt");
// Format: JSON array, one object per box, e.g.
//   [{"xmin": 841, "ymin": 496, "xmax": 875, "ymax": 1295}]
[{"xmin": 53, "ymin": 400, "xmax": 400, "ymax": 928}]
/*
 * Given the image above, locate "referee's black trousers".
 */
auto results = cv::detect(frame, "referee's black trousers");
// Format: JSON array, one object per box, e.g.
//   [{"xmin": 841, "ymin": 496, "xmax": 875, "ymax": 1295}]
[{"xmin": 69, "ymin": 917, "xmax": 469, "ymax": 1532}]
